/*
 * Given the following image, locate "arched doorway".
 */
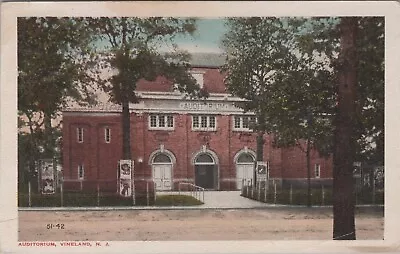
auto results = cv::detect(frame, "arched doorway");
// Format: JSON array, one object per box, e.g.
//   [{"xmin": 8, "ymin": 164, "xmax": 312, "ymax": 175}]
[
  {"xmin": 194, "ymin": 153, "xmax": 218, "ymax": 189},
  {"xmin": 150, "ymin": 152, "xmax": 174, "ymax": 191},
  {"xmin": 235, "ymin": 150, "xmax": 256, "ymax": 190}
]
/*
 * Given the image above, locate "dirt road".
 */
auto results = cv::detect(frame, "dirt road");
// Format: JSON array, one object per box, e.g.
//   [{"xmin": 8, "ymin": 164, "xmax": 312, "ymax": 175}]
[{"xmin": 18, "ymin": 207, "xmax": 383, "ymax": 241}]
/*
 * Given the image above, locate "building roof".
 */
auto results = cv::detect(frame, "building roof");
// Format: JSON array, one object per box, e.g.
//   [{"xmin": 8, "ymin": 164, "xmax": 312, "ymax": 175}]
[
  {"xmin": 189, "ymin": 53, "xmax": 226, "ymax": 68},
  {"xmin": 135, "ymin": 66, "xmax": 227, "ymax": 94}
]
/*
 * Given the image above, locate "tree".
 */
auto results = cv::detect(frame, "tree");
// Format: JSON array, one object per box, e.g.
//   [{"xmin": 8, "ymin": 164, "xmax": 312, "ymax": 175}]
[
  {"xmin": 90, "ymin": 17, "xmax": 206, "ymax": 160},
  {"xmin": 18, "ymin": 17, "xmax": 101, "ymax": 185},
  {"xmin": 222, "ymin": 17, "xmax": 335, "ymax": 207},
  {"xmin": 332, "ymin": 17, "xmax": 358, "ymax": 241},
  {"xmin": 222, "ymin": 16, "xmax": 384, "ymax": 240}
]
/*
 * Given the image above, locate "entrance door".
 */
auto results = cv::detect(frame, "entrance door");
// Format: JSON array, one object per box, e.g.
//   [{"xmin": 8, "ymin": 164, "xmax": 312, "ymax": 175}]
[
  {"xmin": 153, "ymin": 164, "xmax": 172, "ymax": 191},
  {"xmin": 236, "ymin": 164, "xmax": 254, "ymax": 189},
  {"xmin": 195, "ymin": 165, "xmax": 215, "ymax": 189}
]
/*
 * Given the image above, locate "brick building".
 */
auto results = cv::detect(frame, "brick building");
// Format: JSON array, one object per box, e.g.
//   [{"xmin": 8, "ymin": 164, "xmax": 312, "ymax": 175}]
[{"xmin": 62, "ymin": 58, "xmax": 333, "ymax": 192}]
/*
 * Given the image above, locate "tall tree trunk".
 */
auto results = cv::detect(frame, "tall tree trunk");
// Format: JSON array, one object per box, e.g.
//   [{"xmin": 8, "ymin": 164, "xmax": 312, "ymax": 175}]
[
  {"xmin": 306, "ymin": 138, "xmax": 311, "ymax": 207},
  {"xmin": 122, "ymin": 96, "xmax": 131, "ymax": 160},
  {"xmin": 121, "ymin": 18, "xmax": 131, "ymax": 160},
  {"xmin": 333, "ymin": 17, "xmax": 357, "ymax": 240},
  {"xmin": 43, "ymin": 111, "xmax": 53, "ymax": 159}
]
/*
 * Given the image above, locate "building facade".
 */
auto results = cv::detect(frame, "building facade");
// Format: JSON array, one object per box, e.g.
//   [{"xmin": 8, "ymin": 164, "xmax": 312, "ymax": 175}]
[{"xmin": 62, "ymin": 65, "xmax": 333, "ymax": 192}]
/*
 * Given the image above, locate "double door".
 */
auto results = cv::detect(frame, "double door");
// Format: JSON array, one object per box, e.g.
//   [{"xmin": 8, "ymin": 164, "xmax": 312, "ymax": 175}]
[
  {"xmin": 236, "ymin": 164, "xmax": 254, "ymax": 190},
  {"xmin": 153, "ymin": 164, "xmax": 172, "ymax": 191}
]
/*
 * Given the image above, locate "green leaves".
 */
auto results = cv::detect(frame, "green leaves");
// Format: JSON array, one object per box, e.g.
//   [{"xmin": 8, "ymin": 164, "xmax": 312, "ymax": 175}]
[{"xmin": 222, "ymin": 17, "xmax": 383, "ymax": 163}]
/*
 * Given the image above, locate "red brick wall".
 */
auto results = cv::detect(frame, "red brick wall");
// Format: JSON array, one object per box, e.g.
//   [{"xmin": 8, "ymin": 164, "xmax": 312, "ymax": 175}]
[{"xmin": 63, "ymin": 112, "xmax": 333, "ymax": 191}]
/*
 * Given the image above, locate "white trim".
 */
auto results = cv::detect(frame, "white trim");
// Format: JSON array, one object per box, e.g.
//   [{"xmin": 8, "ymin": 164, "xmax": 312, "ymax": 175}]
[
  {"xmin": 148, "ymin": 148, "xmax": 177, "ymax": 165},
  {"xmin": 234, "ymin": 148, "xmax": 256, "ymax": 164},
  {"xmin": 192, "ymin": 148, "xmax": 219, "ymax": 165}
]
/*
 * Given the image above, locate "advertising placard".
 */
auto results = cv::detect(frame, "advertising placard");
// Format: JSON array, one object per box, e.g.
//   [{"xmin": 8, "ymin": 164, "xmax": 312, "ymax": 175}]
[
  {"xmin": 118, "ymin": 160, "xmax": 134, "ymax": 197},
  {"xmin": 256, "ymin": 161, "xmax": 268, "ymax": 181},
  {"xmin": 41, "ymin": 160, "xmax": 56, "ymax": 194}
]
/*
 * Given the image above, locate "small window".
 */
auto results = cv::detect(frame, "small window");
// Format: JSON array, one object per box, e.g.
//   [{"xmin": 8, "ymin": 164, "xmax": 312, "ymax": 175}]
[
  {"xmin": 77, "ymin": 127, "xmax": 84, "ymax": 143},
  {"xmin": 104, "ymin": 127, "xmax": 111, "ymax": 143},
  {"xmin": 315, "ymin": 164, "xmax": 321, "ymax": 178},
  {"xmin": 192, "ymin": 115, "xmax": 217, "ymax": 131},
  {"xmin": 234, "ymin": 116, "xmax": 241, "ymax": 129},
  {"xmin": 149, "ymin": 114, "xmax": 174, "ymax": 130},
  {"xmin": 192, "ymin": 116, "xmax": 199, "ymax": 128},
  {"xmin": 78, "ymin": 164, "xmax": 84, "ymax": 179},
  {"xmin": 167, "ymin": 115, "xmax": 174, "ymax": 128},
  {"xmin": 150, "ymin": 115, "xmax": 157, "ymax": 128},
  {"xmin": 233, "ymin": 115, "xmax": 256, "ymax": 131}
]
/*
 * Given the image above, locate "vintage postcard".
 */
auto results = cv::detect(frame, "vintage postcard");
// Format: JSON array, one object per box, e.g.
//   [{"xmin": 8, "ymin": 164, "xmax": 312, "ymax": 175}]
[{"xmin": 1, "ymin": 1, "xmax": 400, "ymax": 253}]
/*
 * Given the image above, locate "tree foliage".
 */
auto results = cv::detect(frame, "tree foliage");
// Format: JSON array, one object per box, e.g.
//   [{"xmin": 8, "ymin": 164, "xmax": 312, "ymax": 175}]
[
  {"xmin": 88, "ymin": 17, "xmax": 206, "ymax": 159},
  {"xmin": 222, "ymin": 17, "xmax": 384, "ymax": 163},
  {"xmin": 222, "ymin": 17, "xmax": 335, "ymax": 156}
]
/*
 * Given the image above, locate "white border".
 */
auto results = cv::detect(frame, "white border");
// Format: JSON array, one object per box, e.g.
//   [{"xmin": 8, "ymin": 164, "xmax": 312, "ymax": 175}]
[{"xmin": 1, "ymin": 1, "xmax": 400, "ymax": 253}]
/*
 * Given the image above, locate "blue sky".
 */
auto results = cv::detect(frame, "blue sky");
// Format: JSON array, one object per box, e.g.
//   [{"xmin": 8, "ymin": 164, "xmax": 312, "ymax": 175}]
[{"xmin": 161, "ymin": 18, "xmax": 227, "ymax": 53}]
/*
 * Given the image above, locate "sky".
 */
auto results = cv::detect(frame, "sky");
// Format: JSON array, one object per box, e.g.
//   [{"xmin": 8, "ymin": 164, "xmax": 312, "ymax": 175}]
[{"xmin": 171, "ymin": 18, "xmax": 227, "ymax": 53}]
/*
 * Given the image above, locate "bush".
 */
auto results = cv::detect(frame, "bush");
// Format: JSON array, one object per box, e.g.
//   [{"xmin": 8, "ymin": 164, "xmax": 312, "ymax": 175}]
[
  {"xmin": 241, "ymin": 185, "xmax": 383, "ymax": 206},
  {"xmin": 18, "ymin": 192, "xmax": 155, "ymax": 207},
  {"xmin": 155, "ymin": 195, "xmax": 203, "ymax": 206}
]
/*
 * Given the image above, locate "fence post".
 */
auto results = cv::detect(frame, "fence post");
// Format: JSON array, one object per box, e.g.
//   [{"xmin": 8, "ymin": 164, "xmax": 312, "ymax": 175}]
[
  {"xmin": 241, "ymin": 179, "xmax": 244, "ymax": 195},
  {"xmin": 264, "ymin": 179, "xmax": 268, "ymax": 202},
  {"xmin": 274, "ymin": 182, "xmax": 277, "ymax": 204},
  {"xmin": 257, "ymin": 182, "xmax": 261, "ymax": 201},
  {"xmin": 322, "ymin": 184, "xmax": 325, "ymax": 206},
  {"xmin": 251, "ymin": 179, "xmax": 254, "ymax": 199},
  {"xmin": 60, "ymin": 182, "xmax": 63, "ymax": 207},
  {"xmin": 146, "ymin": 182, "xmax": 149, "ymax": 206},
  {"xmin": 154, "ymin": 183, "xmax": 156, "ymax": 204},
  {"xmin": 178, "ymin": 183, "xmax": 181, "ymax": 195},
  {"xmin": 372, "ymin": 176, "xmax": 376, "ymax": 205},
  {"xmin": 132, "ymin": 180, "xmax": 135, "ymax": 206},
  {"xmin": 246, "ymin": 181, "xmax": 249, "ymax": 198},
  {"xmin": 290, "ymin": 184, "xmax": 293, "ymax": 205},
  {"xmin": 97, "ymin": 183, "xmax": 100, "ymax": 207},
  {"xmin": 80, "ymin": 180, "xmax": 83, "ymax": 191},
  {"xmin": 28, "ymin": 181, "xmax": 32, "ymax": 207}
]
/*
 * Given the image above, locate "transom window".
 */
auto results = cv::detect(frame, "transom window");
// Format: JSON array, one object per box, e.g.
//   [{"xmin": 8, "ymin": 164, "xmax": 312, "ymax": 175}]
[
  {"xmin": 77, "ymin": 127, "xmax": 84, "ymax": 143},
  {"xmin": 195, "ymin": 154, "xmax": 214, "ymax": 164},
  {"xmin": 192, "ymin": 115, "xmax": 216, "ymax": 131},
  {"xmin": 315, "ymin": 164, "xmax": 321, "ymax": 178},
  {"xmin": 153, "ymin": 153, "xmax": 172, "ymax": 163},
  {"xmin": 233, "ymin": 116, "xmax": 256, "ymax": 131},
  {"xmin": 237, "ymin": 153, "xmax": 255, "ymax": 163},
  {"xmin": 149, "ymin": 114, "xmax": 174, "ymax": 130}
]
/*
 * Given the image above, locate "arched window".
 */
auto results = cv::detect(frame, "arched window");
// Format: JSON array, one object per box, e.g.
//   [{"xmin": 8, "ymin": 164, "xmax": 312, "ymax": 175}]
[
  {"xmin": 195, "ymin": 154, "xmax": 214, "ymax": 164},
  {"xmin": 237, "ymin": 153, "xmax": 255, "ymax": 163},
  {"xmin": 153, "ymin": 153, "xmax": 172, "ymax": 163}
]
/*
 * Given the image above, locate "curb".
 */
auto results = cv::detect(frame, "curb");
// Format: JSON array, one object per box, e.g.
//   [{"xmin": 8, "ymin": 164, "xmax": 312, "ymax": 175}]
[{"xmin": 18, "ymin": 204, "xmax": 384, "ymax": 212}]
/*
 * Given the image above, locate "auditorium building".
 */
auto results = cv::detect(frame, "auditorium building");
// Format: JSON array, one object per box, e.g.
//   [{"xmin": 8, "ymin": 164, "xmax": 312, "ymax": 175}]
[{"xmin": 62, "ymin": 56, "xmax": 333, "ymax": 192}]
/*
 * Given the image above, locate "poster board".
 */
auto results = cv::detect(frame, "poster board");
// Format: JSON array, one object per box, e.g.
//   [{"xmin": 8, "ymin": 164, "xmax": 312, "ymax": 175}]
[
  {"xmin": 40, "ymin": 159, "xmax": 56, "ymax": 195},
  {"xmin": 118, "ymin": 160, "xmax": 134, "ymax": 197}
]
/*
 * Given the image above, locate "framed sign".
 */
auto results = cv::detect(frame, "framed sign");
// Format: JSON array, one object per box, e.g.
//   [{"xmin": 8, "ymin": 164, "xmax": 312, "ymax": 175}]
[
  {"xmin": 256, "ymin": 161, "xmax": 268, "ymax": 181},
  {"xmin": 40, "ymin": 160, "xmax": 56, "ymax": 195},
  {"xmin": 118, "ymin": 160, "xmax": 134, "ymax": 197}
]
